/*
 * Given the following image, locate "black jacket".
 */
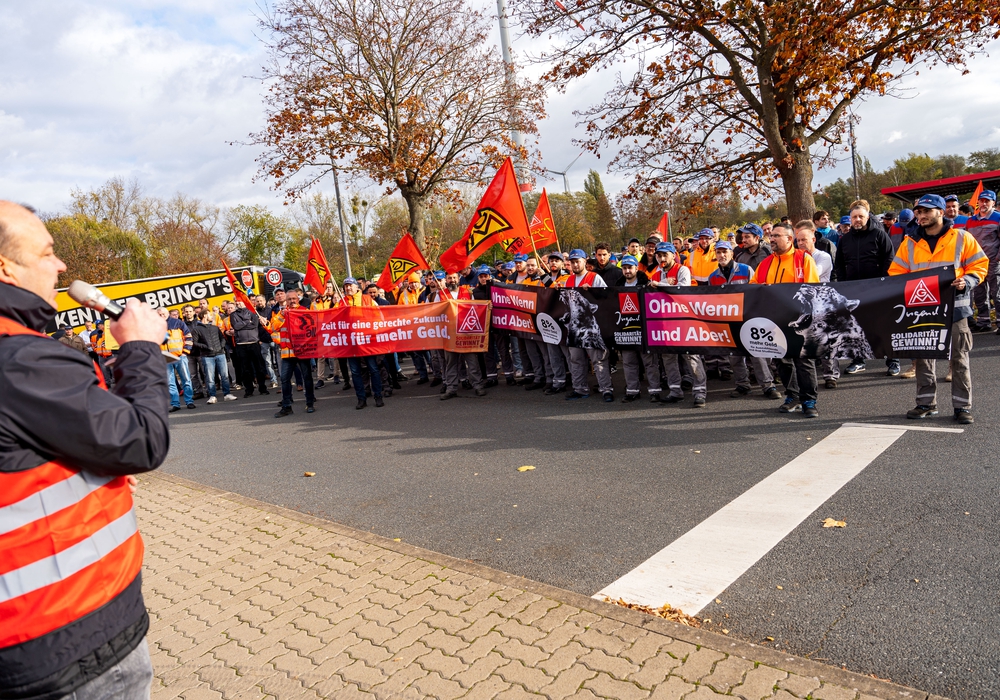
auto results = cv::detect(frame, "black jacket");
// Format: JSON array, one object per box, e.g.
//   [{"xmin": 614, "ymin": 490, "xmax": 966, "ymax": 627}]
[
  {"xmin": 0, "ymin": 282, "xmax": 170, "ymax": 700},
  {"xmin": 590, "ymin": 261, "xmax": 625, "ymax": 286},
  {"xmin": 228, "ymin": 307, "xmax": 260, "ymax": 345},
  {"xmin": 835, "ymin": 217, "xmax": 894, "ymax": 281},
  {"xmin": 192, "ymin": 321, "xmax": 227, "ymax": 356}
]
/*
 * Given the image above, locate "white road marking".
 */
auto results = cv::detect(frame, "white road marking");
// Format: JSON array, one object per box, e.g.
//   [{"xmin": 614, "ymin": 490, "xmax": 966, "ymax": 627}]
[
  {"xmin": 841, "ymin": 421, "xmax": 964, "ymax": 434},
  {"xmin": 595, "ymin": 423, "xmax": 937, "ymax": 614}
]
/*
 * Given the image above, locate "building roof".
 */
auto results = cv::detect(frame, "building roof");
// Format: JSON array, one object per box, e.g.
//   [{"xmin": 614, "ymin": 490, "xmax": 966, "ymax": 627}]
[{"xmin": 881, "ymin": 169, "xmax": 1000, "ymax": 204}]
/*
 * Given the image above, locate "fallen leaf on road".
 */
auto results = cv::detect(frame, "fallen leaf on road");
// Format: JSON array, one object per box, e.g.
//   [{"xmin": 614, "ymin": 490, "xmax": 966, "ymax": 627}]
[
  {"xmin": 304, "ymin": 472, "xmax": 316, "ymax": 477},
  {"xmin": 722, "ymin": 629, "xmax": 729, "ymax": 634},
  {"xmin": 822, "ymin": 518, "xmax": 846, "ymax": 528},
  {"xmin": 393, "ymin": 538, "xmax": 401, "ymax": 542},
  {"xmin": 518, "ymin": 465, "xmax": 535, "ymax": 472},
  {"xmin": 715, "ymin": 598, "xmax": 722, "ymax": 604},
  {"xmin": 693, "ymin": 450, "xmax": 701, "ymax": 454},
  {"xmin": 766, "ymin": 636, "xmax": 775, "ymax": 641},
  {"xmin": 604, "ymin": 597, "xmax": 702, "ymax": 628},
  {"xmin": 776, "ymin": 585, "xmax": 783, "ymax": 590}
]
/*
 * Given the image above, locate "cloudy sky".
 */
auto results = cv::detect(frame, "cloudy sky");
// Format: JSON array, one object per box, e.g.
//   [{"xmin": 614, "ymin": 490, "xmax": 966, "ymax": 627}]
[{"xmin": 3, "ymin": 0, "xmax": 999, "ymax": 215}]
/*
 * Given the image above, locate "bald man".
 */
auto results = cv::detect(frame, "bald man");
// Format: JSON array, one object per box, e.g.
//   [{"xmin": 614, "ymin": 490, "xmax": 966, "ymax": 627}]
[{"xmin": 0, "ymin": 201, "xmax": 170, "ymax": 700}]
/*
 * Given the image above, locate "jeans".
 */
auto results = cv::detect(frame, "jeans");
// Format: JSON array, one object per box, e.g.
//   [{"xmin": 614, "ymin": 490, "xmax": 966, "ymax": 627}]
[
  {"xmin": 348, "ymin": 356, "xmax": 382, "ymax": 401},
  {"xmin": 280, "ymin": 358, "xmax": 315, "ymax": 408},
  {"xmin": 260, "ymin": 343, "xmax": 277, "ymax": 383},
  {"xmin": 58, "ymin": 638, "xmax": 152, "ymax": 700},
  {"xmin": 200, "ymin": 354, "xmax": 230, "ymax": 398},
  {"xmin": 167, "ymin": 356, "xmax": 193, "ymax": 407}
]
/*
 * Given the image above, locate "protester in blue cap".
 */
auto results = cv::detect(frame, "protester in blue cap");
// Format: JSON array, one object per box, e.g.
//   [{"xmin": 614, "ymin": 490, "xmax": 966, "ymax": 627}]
[
  {"xmin": 471, "ymin": 265, "xmax": 504, "ymax": 387},
  {"xmin": 833, "ymin": 215, "xmax": 851, "ymax": 245},
  {"xmin": 687, "ymin": 228, "xmax": 717, "ymax": 285},
  {"xmin": 618, "ymin": 253, "xmax": 661, "ymax": 403},
  {"xmin": 561, "ymin": 247, "xmax": 614, "ymax": 401},
  {"xmin": 735, "ymin": 224, "xmax": 771, "ymax": 270},
  {"xmin": 707, "ymin": 240, "xmax": 781, "ymax": 401},
  {"xmin": 835, "ymin": 199, "xmax": 895, "ymax": 376},
  {"xmin": 943, "ymin": 195, "xmax": 968, "ymax": 232},
  {"xmin": 966, "ymin": 188, "xmax": 1000, "ymax": 332}
]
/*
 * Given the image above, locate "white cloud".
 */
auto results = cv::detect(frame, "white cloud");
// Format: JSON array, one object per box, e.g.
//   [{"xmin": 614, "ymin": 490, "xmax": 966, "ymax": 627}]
[{"xmin": 887, "ymin": 131, "xmax": 905, "ymax": 144}]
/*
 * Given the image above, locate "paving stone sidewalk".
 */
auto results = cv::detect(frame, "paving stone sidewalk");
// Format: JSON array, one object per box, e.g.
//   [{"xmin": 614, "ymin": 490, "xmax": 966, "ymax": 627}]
[{"xmin": 137, "ymin": 473, "xmax": 942, "ymax": 700}]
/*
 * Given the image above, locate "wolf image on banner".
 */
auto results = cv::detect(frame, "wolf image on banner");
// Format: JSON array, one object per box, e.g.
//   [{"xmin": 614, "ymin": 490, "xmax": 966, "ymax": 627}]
[
  {"xmin": 789, "ymin": 286, "xmax": 874, "ymax": 359},
  {"xmin": 559, "ymin": 290, "xmax": 606, "ymax": 350}
]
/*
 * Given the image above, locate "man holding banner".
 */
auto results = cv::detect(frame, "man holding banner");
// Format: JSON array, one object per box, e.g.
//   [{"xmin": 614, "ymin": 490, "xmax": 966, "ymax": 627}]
[
  {"xmin": 889, "ymin": 194, "xmax": 988, "ymax": 424},
  {"xmin": 339, "ymin": 278, "xmax": 385, "ymax": 410},
  {"xmin": 439, "ymin": 272, "xmax": 486, "ymax": 400},
  {"xmin": 752, "ymin": 222, "xmax": 821, "ymax": 418}
]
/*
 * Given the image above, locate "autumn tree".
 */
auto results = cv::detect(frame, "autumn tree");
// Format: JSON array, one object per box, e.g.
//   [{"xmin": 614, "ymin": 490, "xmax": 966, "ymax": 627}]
[
  {"xmin": 583, "ymin": 170, "xmax": 618, "ymax": 242},
  {"xmin": 518, "ymin": 0, "xmax": 1000, "ymax": 221},
  {"xmin": 253, "ymin": 0, "xmax": 546, "ymax": 251}
]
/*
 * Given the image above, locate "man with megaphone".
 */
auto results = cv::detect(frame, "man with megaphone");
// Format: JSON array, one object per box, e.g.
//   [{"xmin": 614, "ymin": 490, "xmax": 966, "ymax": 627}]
[{"xmin": 0, "ymin": 201, "xmax": 170, "ymax": 700}]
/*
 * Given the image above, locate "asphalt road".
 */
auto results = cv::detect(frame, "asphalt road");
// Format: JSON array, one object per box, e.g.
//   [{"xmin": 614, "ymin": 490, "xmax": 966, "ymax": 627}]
[{"xmin": 162, "ymin": 338, "xmax": 1000, "ymax": 699}]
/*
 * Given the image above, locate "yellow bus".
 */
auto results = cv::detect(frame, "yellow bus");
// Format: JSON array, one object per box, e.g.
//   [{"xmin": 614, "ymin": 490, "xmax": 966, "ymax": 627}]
[{"xmin": 53, "ymin": 266, "xmax": 303, "ymax": 332}]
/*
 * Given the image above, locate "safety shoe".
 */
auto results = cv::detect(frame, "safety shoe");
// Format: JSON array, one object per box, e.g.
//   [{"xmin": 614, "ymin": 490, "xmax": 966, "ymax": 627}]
[
  {"xmin": 333, "ymin": 377, "xmax": 340, "ymax": 384},
  {"xmin": 375, "ymin": 396, "xmax": 385, "ymax": 407},
  {"xmin": 186, "ymin": 403, "xmax": 196, "ymax": 409},
  {"xmin": 506, "ymin": 376, "xmax": 517, "ymax": 386},
  {"xmin": 763, "ymin": 386, "xmax": 782, "ymax": 400},
  {"xmin": 621, "ymin": 394, "xmax": 639, "ymax": 403},
  {"xmin": 662, "ymin": 394, "xmax": 682, "ymax": 404},
  {"xmin": 681, "ymin": 378, "xmax": 693, "ymax": 391},
  {"xmin": 275, "ymin": 406, "xmax": 293, "ymax": 417},
  {"xmin": 845, "ymin": 362, "xmax": 865, "ymax": 374},
  {"xmin": 906, "ymin": 404, "xmax": 938, "ymax": 419},
  {"xmin": 954, "ymin": 407, "xmax": 973, "ymax": 424},
  {"xmin": 565, "ymin": 391, "xmax": 588, "ymax": 400},
  {"xmin": 649, "ymin": 393, "xmax": 662, "ymax": 403},
  {"xmin": 693, "ymin": 396, "xmax": 706, "ymax": 408},
  {"xmin": 900, "ymin": 364, "xmax": 916, "ymax": 378},
  {"xmin": 417, "ymin": 377, "xmax": 429, "ymax": 385},
  {"xmin": 886, "ymin": 362, "xmax": 900, "ymax": 377},
  {"xmin": 779, "ymin": 397, "xmax": 801, "ymax": 413},
  {"xmin": 259, "ymin": 389, "xmax": 270, "ymax": 395},
  {"xmin": 355, "ymin": 399, "xmax": 367, "ymax": 410},
  {"xmin": 169, "ymin": 406, "xmax": 181, "ymax": 413},
  {"xmin": 603, "ymin": 392, "xmax": 614, "ymax": 403},
  {"xmin": 543, "ymin": 385, "xmax": 561, "ymax": 395},
  {"xmin": 730, "ymin": 386, "xmax": 751, "ymax": 398},
  {"xmin": 440, "ymin": 391, "xmax": 458, "ymax": 400},
  {"xmin": 474, "ymin": 388, "xmax": 488, "ymax": 397},
  {"xmin": 824, "ymin": 378, "xmax": 838, "ymax": 389},
  {"xmin": 306, "ymin": 405, "xmax": 315, "ymax": 413},
  {"xmin": 315, "ymin": 379, "xmax": 325, "ymax": 389},
  {"xmin": 484, "ymin": 378, "xmax": 497, "ymax": 387},
  {"xmin": 802, "ymin": 400, "xmax": 818, "ymax": 418},
  {"xmin": 525, "ymin": 381, "xmax": 545, "ymax": 391},
  {"xmin": 207, "ymin": 396, "xmax": 217, "ymax": 404}
]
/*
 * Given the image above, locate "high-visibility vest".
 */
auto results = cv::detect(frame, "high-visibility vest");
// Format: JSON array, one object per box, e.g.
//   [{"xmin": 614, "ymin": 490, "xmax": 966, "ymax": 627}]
[
  {"xmin": 685, "ymin": 246, "xmax": 717, "ymax": 284},
  {"xmin": 0, "ymin": 317, "xmax": 144, "ymax": 649},
  {"xmin": 266, "ymin": 309, "xmax": 297, "ymax": 359},
  {"xmin": 649, "ymin": 263, "xmax": 684, "ymax": 285},
  {"xmin": 755, "ymin": 249, "xmax": 808, "ymax": 284},
  {"xmin": 561, "ymin": 271, "xmax": 597, "ymax": 287}
]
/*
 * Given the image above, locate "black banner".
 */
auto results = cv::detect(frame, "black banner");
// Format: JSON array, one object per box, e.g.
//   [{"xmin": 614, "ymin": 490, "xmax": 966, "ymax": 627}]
[{"xmin": 489, "ymin": 267, "xmax": 956, "ymax": 360}]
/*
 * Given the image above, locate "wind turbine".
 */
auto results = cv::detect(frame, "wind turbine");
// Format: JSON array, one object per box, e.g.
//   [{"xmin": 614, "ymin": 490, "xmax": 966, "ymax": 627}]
[{"xmin": 543, "ymin": 152, "xmax": 585, "ymax": 193}]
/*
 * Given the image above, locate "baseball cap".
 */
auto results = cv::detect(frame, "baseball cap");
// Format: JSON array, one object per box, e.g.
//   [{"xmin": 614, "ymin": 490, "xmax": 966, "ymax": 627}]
[
  {"xmin": 620, "ymin": 255, "xmax": 639, "ymax": 267},
  {"xmin": 568, "ymin": 248, "xmax": 588, "ymax": 260},
  {"xmin": 343, "ymin": 277, "xmax": 358, "ymax": 286},
  {"xmin": 979, "ymin": 190, "xmax": 996, "ymax": 202},
  {"xmin": 914, "ymin": 194, "xmax": 946, "ymax": 211},
  {"xmin": 476, "ymin": 265, "xmax": 491, "ymax": 275},
  {"xmin": 737, "ymin": 223, "xmax": 763, "ymax": 238},
  {"xmin": 655, "ymin": 242, "xmax": 677, "ymax": 254},
  {"xmin": 433, "ymin": 271, "xmax": 446, "ymax": 280},
  {"xmin": 628, "ymin": 237, "xmax": 641, "ymax": 245},
  {"xmin": 547, "ymin": 251, "xmax": 565, "ymax": 261},
  {"xmin": 881, "ymin": 211, "xmax": 897, "ymax": 220},
  {"xmin": 839, "ymin": 215, "xmax": 851, "ymax": 225},
  {"xmin": 944, "ymin": 194, "xmax": 959, "ymax": 203},
  {"xmin": 503, "ymin": 262, "xmax": 515, "ymax": 271},
  {"xmin": 898, "ymin": 209, "xmax": 914, "ymax": 224},
  {"xmin": 714, "ymin": 240, "xmax": 733, "ymax": 251},
  {"xmin": 513, "ymin": 253, "xmax": 529, "ymax": 262},
  {"xmin": 645, "ymin": 235, "xmax": 661, "ymax": 245},
  {"xmin": 696, "ymin": 228, "xmax": 714, "ymax": 238}
]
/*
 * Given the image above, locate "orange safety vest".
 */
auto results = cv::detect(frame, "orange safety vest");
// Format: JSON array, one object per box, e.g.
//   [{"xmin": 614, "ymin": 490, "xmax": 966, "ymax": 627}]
[
  {"xmin": 755, "ymin": 249, "xmax": 807, "ymax": 284},
  {"xmin": 561, "ymin": 271, "xmax": 597, "ymax": 288},
  {"xmin": 0, "ymin": 317, "xmax": 144, "ymax": 649},
  {"xmin": 648, "ymin": 263, "xmax": 684, "ymax": 285}
]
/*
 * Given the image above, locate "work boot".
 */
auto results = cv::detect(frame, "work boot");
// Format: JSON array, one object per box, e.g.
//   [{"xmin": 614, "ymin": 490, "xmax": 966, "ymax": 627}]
[
  {"xmin": 693, "ymin": 396, "xmax": 706, "ymax": 408},
  {"xmin": 621, "ymin": 394, "xmax": 639, "ymax": 403},
  {"xmin": 274, "ymin": 406, "xmax": 293, "ymax": 418},
  {"xmin": 906, "ymin": 404, "xmax": 938, "ymax": 419},
  {"xmin": 730, "ymin": 386, "xmax": 751, "ymax": 398},
  {"xmin": 779, "ymin": 397, "xmax": 801, "ymax": 413},
  {"xmin": 763, "ymin": 386, "xmax": 782, "ymax": 400},
  {"xmin": 900, "ymin": 364, "xmax": 916, "ymax": 378},
  {"xmin": 825, "ymin": 378, "xmax": 838, "ymax": 389},
  {"xmin": 440, "ymin": 391, "xmax": 458, "ymax": 400},
  {"xmin": 375, "ymin": 396, "xmax": 384, "ymax": 407},
  {"xmin": 954, "ymin": 407, "xmax": 973, "ymax": 424},
  {"xmin": 355, "ymin": 399, "xmax": 367, "ymax": 410},
  {"xmin": 474, "ymin": 388, "xmax": 487, "ymax": 397}
]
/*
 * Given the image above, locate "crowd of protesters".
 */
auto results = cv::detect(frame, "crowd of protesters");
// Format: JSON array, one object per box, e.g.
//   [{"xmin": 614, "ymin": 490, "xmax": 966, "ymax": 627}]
[{"xmin": 62, "ymin": 191, "xmax": 997, "ymax": 426}]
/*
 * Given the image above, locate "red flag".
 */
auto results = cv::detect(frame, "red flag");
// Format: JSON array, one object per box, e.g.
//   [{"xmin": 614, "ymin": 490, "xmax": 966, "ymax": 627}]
[
  {"xmin": 969, "ymin": 180, "xmax": 984, "ymax": 207},
  {"xmin": 304, "ymin": 237, "xmax": 333, "ymax": 295},
  {"xmin": 656, "ymin": 211, "xmax": 670, "ymax": 238},
  {"xmin": 503, "ymin": 189, "xmax": 559, "ymax": 254},
  {"xmin": 220, "ymin": 259, "xmax": 256, "ymax": 310},
  {"xmin": 440, "ymin": 157, "xmax": 530, "ymax": 272},
  {"xmin": 376, "ymin": 232, "xmax": 431, "ymax": 291}
]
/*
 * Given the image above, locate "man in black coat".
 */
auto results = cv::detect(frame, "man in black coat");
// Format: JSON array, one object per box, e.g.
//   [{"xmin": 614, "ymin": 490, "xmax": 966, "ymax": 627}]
[
  {"xmin": 0, "ymin": 200, "xmax": 170, "ymax": 700},
  {"xmin": 834, "ymin": 200, "xmax": 896, "ymax": 375},
  {"xmin": 228, "ymin": 302, "xmax": 270, "ymax": 398}
]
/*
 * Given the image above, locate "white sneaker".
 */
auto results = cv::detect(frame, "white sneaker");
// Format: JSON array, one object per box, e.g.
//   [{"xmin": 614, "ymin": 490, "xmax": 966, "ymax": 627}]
[
  {"xmin": 207, "ymin": 396, "xmax": 217, "ymax": 404},
  {"xmin": 223, "ymin": 394, "xmax": 238, "ymax": 401},
  {"xmin": 271, "ymin": 382, "xmax": 279, "ymax": 388}
]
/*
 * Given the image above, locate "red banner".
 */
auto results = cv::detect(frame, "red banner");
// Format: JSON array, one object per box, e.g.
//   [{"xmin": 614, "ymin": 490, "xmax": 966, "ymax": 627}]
[{"xmin": 285, "ymin": 300, "xmax": 490, "ymax": 358}]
